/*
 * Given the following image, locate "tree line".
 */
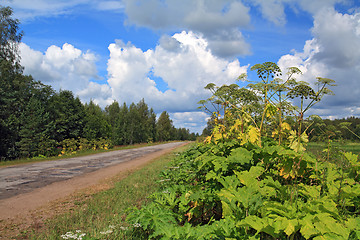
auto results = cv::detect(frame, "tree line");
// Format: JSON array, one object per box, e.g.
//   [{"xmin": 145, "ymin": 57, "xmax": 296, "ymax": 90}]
[{"xmin": 0, "ymin": 6, "xmax": 196, "ymax": 160}]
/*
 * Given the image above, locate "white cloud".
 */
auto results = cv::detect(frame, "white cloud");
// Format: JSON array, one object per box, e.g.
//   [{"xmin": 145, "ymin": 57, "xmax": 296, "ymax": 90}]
[
  {"xmin": 183, "ymin": 1, "xmax": 250, "ymax": 34},
  {"xmin": 107, "ymin": 31, "xmax": 248, "ymax": 113},
  {"xmin": 278, "ymin": 8, "xmax": 360, "ymax": 118},
  {"xmin": 245, "ymin": 0, "xmax": 349, "ymax": 25},
  {"xmin": 295, "ymin": 0, "xmax": 347, "ymax": 15},
  {"xmin": 250, "ymin": 0, "xmax": 287, "ymax": 26},
  {"xmin": 19, "ymin": 42, "xmax": 100, "ymax": 95},
  {"xmin": 95, "ymin": 1, "xmax": 124, "ymax": 11},
  {"xmin": 122, "ymin": 0, "xmax": 251, "ymax": 58},
  {"xmin": 19, "ymin": 32, "xmax": 247, "ymax": 132},
  {"xmin": 170, "ymin": 111, "xmax": 210, "ymax": 134},
  {"xmin": 77, "ymin": 82, "xmax": 113, "ymax": 107}
]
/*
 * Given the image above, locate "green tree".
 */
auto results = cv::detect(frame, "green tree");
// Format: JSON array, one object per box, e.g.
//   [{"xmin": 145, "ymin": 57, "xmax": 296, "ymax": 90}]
[
  {"xmin": 48, "ymin": 90, "xmax": 86, "ymax": 142},
  {"xmin": 127, "ymin": 103, "xmax": 137, "ymax": 144},
  {"xmin": 156, "ymin": 111, "xmax": 173, "ymax": 141},
  {"xmin": 105, "ymin": 101, "xmax": 121, "ymax": 145},
  {"xmin": 117, "ymin": 102, "xmax": 129, "ymax": 145},
  {"xmin": 84, "ymin": 100, "xmax": 110, "ymax": 140},
  {"xmin": 0, "ymin": 6, "xmax": 30, "ymax": 158},
  {"xmin": 137, "ymin": 99, "xmax": 151, "ymax": 143},
  {"xmin": 17, "ymin": 95, "xmax": 52, "ymax": 157},
  {"xmin": 148, "ymin": 108, "xmax": 157, "ymax": 142},
  {"xmin": 0, "ymin": 6, "xmax": 23, "ymax": 71}
]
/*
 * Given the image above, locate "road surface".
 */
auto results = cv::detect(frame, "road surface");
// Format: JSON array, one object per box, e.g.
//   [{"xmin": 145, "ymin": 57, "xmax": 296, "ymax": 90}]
[{"xmin": 0, "ymin": 142, "xmax": 185, "ymax": 200}]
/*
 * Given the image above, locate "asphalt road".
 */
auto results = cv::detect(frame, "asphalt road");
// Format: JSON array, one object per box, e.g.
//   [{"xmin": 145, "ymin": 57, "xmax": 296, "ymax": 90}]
[{"xmin": 0, "ymin": 142, "xmax": 185, "ymax": 200}]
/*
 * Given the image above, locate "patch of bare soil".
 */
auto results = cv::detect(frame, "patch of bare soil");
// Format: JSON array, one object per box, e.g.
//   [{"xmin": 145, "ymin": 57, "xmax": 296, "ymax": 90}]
[{"xmin": 0, "ymin": 143, "xmax": 188, "ymax": 239}]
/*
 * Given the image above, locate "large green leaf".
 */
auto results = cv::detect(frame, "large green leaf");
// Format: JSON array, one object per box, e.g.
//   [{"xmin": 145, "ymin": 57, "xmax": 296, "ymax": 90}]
[{"xmin": 228, "ymin": 147, "xmax": 254, "ymax": 165}]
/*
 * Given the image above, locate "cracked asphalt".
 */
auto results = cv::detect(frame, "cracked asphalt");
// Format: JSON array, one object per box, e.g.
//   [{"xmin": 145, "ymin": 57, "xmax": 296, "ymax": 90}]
[{"xmin": 0, "ymin": 142, "xmax": 185, "ymax": 200}]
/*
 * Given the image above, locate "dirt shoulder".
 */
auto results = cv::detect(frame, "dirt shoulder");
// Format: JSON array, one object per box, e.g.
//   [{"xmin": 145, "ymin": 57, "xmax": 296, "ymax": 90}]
[{"xmin": 0, "ymin": 142, "xmax": 188, "ymax": 238}]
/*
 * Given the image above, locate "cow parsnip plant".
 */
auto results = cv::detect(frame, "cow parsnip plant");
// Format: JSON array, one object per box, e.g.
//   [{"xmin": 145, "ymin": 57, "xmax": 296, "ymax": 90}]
[{"xmin": 127, "ymin": 63, "xmax": 359, "ymax": 239}]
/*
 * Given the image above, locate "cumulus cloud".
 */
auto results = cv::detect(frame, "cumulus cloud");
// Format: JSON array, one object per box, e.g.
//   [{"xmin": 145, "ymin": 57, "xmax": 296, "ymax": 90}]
[
  {"xmin": 278, "ymin": 8, "xmax": 360, "ymax": 118},
  {"xmin": 248, "ymin": 0, "xmax": 348, "ymax": 25},
  {"xmin": 122, "ymin": 0, "xmax": 251, "ymax": 58},
  {"xmin": 250, "ymin": 0, "xmax": 287, "ymax": 26},
  {"xmin": 77, "ymin": 82, "xmax": 113, "ymax": 107},
  {"xmin": 107, "ymin": 31, "xmax": 248, "ymax": 112},
  {"xmin": 19, "ymin": 32, "xmax": 247, "ymax": 132},
  {"xmin": 19, "ymin": 42, "xmax": 101, "ymax": 98},
  {"xmin": 170, "ymin": 111, "xmax": 211, "ymax": 134}
]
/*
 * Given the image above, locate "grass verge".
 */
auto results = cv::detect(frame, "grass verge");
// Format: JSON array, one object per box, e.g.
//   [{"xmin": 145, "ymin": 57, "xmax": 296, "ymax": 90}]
[
  {"xmin": 307, "ymin": 140, "xmax": 360, "ymax": 157},
  {"xmin": 19, "ymin": 143, "xmax": 193, "ymax": 240}
]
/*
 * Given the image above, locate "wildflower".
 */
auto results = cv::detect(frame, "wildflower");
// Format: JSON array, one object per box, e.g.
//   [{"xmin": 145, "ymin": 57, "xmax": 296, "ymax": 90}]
[
  {"xmin": 119, "ymin": 226, "xmax": 128, "ymax": 230},
  {"xmin": 100, "ymin": 229, "xmax": 113, "ymax": 235},
  {"xmin": 159, "ymin": 179, "xmax": 171, "ymax": 182},
  {"xmin": 133, "ymin": 223, "xmax": 141, "ymax": 228},
  {"xmin": 60, "ymin": 230, "xmax": 85, "ymax": 240},
  {"xmin": 162, "ymin": 190, "xmax": 170, "ymax": 194}
]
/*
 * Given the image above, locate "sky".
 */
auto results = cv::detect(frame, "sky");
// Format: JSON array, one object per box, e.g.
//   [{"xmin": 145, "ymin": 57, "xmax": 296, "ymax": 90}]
[{"xmin": 4, "ymin": 0, "xmax": 360, "ymax": 133}]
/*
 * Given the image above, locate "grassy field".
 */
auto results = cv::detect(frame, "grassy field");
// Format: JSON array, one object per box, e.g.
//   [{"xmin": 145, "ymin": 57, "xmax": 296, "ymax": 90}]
[
  {"xmin": 18, "ymin": 143, "xmax": 193, "ymax": 240},
  {"xmin": 307, "ymin": 140, "xmax": 360, "ymax": 158}
]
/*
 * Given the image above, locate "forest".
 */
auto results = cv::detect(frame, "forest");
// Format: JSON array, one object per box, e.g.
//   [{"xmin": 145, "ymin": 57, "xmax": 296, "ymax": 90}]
[{"xmin": 0, "ymin": 6, "xmax": 197, "ymax": 160}]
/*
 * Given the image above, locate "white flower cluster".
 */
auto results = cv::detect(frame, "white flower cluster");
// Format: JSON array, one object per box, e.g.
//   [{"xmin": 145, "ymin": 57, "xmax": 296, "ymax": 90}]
[
  {"xmin": 133, "ymin": 222, "xmax": 141, "ymax": 228},
  {"xmin": 61, "ymin": 230, "xmax": 86, "ymax": 240},
  {"xmin": 100, "ymin": 225, "xmax": 116, "ymax": 235}
]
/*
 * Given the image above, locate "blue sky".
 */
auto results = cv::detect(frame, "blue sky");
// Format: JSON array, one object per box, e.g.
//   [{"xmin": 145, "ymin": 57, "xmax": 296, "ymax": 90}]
[{"xmin": 5, "ymin": 0, "xmax": 360, "ymax": 133}]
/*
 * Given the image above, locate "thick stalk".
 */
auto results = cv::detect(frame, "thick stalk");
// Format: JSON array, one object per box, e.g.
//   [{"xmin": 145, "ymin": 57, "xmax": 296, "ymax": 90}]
[
  {"xmin": 278, "ymin": 92, "xmax": 282, "ymax": 145},
  {"xmin": 259, "ymin": 78, "xmax": 269, "ymax": 148},
  {"xmin": 298, "ymin": 97, "xmax": 304, "ymax": 151}
]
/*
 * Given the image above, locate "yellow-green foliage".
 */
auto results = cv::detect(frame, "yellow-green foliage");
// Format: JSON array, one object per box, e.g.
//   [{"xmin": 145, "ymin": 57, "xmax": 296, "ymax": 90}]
[
  {"xmin": 126, "ymin": 63, "xmax": 360, "ymax": 239},
  {"xmin": 58, "ymin": 138, "xmax": 113, "ymax": 156}
]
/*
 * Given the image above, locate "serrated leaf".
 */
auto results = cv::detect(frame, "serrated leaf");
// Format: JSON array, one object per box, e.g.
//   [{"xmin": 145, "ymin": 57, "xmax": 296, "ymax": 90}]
[
  {"xmin": 235, "ymin": 166, "xmax": 264, "ymax": 186},
  {"xmin": 300, "ymin": 215, "xmax": 319, "ymax": 239},
  {"xmin": 282, "ymin": 122, "xmax": 291, "ymax": 131},
  {"xmin": 240, "ymin": 215, "xmax": 264, "ymax": 232},
  {"xmin": 247, "ymin": 125, "xmax": 260, "ymax": 145},
  {"xmin": 343, "ymin": 151, "xmax": 360, "ymax": 167},
  {"xmin": 228, "ymin": 147, "xmax": 253, "ymax": 165},
  {"xmin": 205, "ymin": 170, "xmax": 217, "ymax": 180},
  {"xmin": 265, "ymin": 103, "xmax": 277, "ymax": 117}
]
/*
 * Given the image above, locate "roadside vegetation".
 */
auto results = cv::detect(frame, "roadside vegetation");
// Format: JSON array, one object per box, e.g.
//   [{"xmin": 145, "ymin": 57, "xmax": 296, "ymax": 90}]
[{"xmin": 124, "ymin": 63, "xmax": 359, "ymax": 239}]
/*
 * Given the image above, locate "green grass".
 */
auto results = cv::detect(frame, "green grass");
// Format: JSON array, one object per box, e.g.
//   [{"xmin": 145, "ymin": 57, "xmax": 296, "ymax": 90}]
[
  {"xmin": 0, "ymin": 142, "xmax": 171, "ymax": 168},
  {"xmin": 307, "ymin": 140, "xmax": 360, "ymax": 158},
  {"xmin": 22, "ymin": 143, "xmax": 193, "ymax": 240}
]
